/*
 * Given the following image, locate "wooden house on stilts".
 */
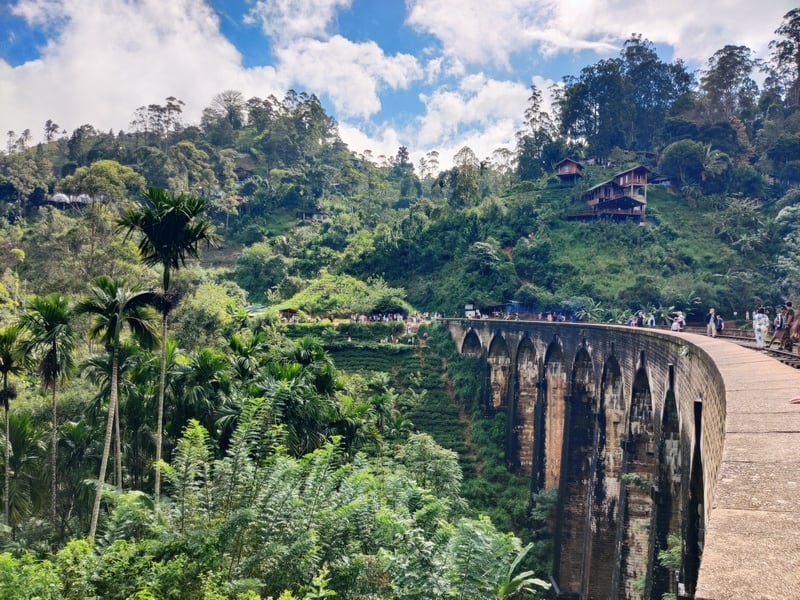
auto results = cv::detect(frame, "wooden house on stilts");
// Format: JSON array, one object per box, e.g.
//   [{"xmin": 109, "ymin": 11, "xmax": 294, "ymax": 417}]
[{"xmin": 568, "ymin": 165, "xmax": 649, "ymax": 223}]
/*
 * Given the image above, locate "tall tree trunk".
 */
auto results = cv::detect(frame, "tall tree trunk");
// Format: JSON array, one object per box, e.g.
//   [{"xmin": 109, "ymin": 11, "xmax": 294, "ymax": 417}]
[
  {"xmin": 3, "ymin": 373, "xmax": 9, "ymax": 528},
  {"xmin": 50, "ymin": 381, "xmax": 57, "ymax": 527},
  {"xmin": 114, "ymin": 396, "xmax": 122, "ymax": 488},
  {"xmin": 89, "ymin": 349, "xmax": 119, "ymax": 540},
  {"xmin": 112, "ymin": 424, "xmax": 119, "ymax": 488},
  {"xmin": 154, "ymin": 313, "xmax": 167, "ymax": 512}
]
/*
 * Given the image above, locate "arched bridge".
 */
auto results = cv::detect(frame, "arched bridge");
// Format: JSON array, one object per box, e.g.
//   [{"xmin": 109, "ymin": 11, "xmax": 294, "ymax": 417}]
[{"xmin": 446, "ymin": 319, "xmax": 800, "ymax": 600}]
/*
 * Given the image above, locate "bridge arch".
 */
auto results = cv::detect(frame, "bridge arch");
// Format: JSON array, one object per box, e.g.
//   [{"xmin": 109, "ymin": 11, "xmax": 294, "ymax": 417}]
[
  {"xmin": 684, "ymin": 399, "xmax": 704, "ymax": 597},
  {"xmin": 620, "ymin": 365, "xmax": 656, "ymax": 598},
  {"xmin": 586, "ymin": 355, "xmax": 625, "ymax": 597},
  {"xmin": 487, "ymin": 334, "xmax": 511, "ymax": 410},
  {"xmin": 651, "ymin": 366, "xmax": 682, "ymax": 599},
  {"xmin": 461, "ymin": 329, "xmax": 482, "ymax": 356},
  {"xmin": 512, "ymin": 337, "xmax": 538, "ymax": 474},
  {"xmin": 543, "ymin": 339, "xmax": 567, "ymax": 489},
  {"xmin": 555, "ymin": 345, "xmax": 599, "ymax": 594}
]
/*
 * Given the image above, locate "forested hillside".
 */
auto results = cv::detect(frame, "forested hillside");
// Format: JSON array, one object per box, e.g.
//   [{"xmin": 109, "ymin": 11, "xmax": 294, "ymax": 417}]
[{"xmin": 0, "ymin": 9, "xmax": 798, "ymax": 599}]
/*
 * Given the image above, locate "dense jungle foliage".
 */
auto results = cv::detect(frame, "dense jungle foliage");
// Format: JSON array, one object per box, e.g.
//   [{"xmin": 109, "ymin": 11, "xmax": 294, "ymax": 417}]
[{"xmin": 0, "ymin": 10, "xmax": 799, "ymax": 598}]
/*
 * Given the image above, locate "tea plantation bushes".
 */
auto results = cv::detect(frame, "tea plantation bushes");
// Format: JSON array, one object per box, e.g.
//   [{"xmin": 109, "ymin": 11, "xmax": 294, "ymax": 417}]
[
  {"xmin": 327, "ymin": 342, "xmax": 472, "ymax": 472},
  {"xmin": 284, "ymin": 320, "xmax": 405, "ymax": 343}
]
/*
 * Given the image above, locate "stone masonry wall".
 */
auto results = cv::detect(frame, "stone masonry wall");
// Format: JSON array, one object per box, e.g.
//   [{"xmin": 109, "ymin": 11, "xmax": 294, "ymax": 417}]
[{"xmin": 448, "ymin": 320, "xmax": 728, "ymax": 599}]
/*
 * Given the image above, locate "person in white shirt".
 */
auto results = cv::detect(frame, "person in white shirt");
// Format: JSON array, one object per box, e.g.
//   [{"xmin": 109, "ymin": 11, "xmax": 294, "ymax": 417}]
[
  {"xmin": 753, "ymin": 307, "xmax": 770, "ymax": 350},
  {"xmin": 706, "ymin": 307, "xmax": 716, "ymax": 337}
]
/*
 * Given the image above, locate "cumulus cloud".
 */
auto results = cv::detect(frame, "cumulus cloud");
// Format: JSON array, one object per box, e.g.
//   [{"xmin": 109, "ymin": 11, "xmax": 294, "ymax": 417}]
[
  {"xmin": 410, "ymin": 74, "xmax": 531, "ymax": 164},
  {"xmin": 337, "ymin": 121, "xmax": 402, "ymax": 163},
  {"xmin": 406, "ymin": 0, "xmax": 793, "ymax": 68},
  {"xmin": 9, "ymin": 0, "xmax": 70, "ymax": 24},
  {"xmin": 275, "ymin": 36, "xmax": 423, "ymax": 119},
  {"xmin": 1, "ymin": 0, "xmax": 286, "ymax": 138},
  {"xmin": 1, "ymin": 0, "xmax": 420, "ymax": 144},
  {"xmin": 406, "ymin": 0, "xmax": 547, "ymax": 68},
  {"xmin": 336, "ymin": 71, "xmax": 542, "ymax": 170},
  {"xmin": 244, "ymin": 0, "xmax": 351, "ymax": 45},
  {"xmin": 545, "ymin": 0, "xmax": 794, "ymax": 64}
]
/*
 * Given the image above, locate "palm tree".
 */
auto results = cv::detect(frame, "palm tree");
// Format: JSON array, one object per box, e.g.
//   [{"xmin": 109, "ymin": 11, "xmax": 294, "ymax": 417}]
[
  {"xmin": 58, "ymin": 419, "xmax": 99, "ymax": 535},
  {"xmin": 0, "ymin": 324, "xmax": 27, "ymax": 527},
  {"xmin": 75, "ymin": 276, "xmax": 159, "ymax": 539},
  {"xmin": 122, "ymin": 342, "xmax": 181, "ymax": 491},
  {"xmin": 20, "ymin": 293, "xmax": 75, "ymax": 526},
  {"xmin": 673, "ymin": 289, "xmax": 701, "ymax": 320},
  {"xmin": 118, "ymin": 186, "xmax": 217, "ymax": 509},
  {"xmin": 171, "ymin": 347, "xmax": 231, "ymax": 440},
  {"xmin": 283, "ymin": 336, "xmax": 341, "ymax": 397},
  {"xmin": 83, "ymin": 342, "xmax": 153, "ymax": 489},
  {"xmin": 81, "ymin": 349, "xmax": 133, "ymax": 486},
  {"xmin": 331, "ymin": 395, "xmax": 379, "ymax": 457},
  {"xmin": 227, "ymin": 330, "xmax": 269, "ymax": 387},
  {"xmin": 258, "ymin": 338, "xmax": 343, "ymax": 456},
  {"xmin": 5, "ymin": 412, "xmax": 48, "ymax": 531}
]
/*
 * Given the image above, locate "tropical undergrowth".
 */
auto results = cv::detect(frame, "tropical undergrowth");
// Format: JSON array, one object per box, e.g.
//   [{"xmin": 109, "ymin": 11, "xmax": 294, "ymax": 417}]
[{"xmin": 0, "ymin": 415, "xmax": 544, "ymax": 599}]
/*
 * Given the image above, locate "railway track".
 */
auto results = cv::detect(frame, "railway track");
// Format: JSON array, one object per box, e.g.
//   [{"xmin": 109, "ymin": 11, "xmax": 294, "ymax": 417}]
[{"xmin": 763, "ymin": 347, "xmax": 800, "ymax": 369}]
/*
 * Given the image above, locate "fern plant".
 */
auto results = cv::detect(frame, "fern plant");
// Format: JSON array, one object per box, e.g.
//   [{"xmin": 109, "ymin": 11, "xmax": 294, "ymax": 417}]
[{"xmin": 160, "ymin": 419, "xmax": 214, "ymax": 533}]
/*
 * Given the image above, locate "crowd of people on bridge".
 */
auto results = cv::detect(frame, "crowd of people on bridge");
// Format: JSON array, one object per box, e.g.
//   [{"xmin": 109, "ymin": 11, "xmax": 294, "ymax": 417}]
[
  {"xmin": 702, "ymin": 302, "xmax": 798, "ymax": 352},
  {"xmin": 761, "ymin": 301, "xmax": 796, "ymax": 351}
]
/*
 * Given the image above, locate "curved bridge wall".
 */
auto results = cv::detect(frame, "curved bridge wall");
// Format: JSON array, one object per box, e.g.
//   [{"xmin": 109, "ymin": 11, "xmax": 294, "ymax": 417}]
[{"xmin": 446, "ymin": 319, "xmax": 800, "ymax": 600}]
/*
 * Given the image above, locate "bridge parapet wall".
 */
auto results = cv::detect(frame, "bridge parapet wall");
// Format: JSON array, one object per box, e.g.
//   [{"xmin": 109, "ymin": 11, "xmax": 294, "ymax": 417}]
[{"xmin": 446, "ymin": 318, "xmax": 800, "ymax": 599}]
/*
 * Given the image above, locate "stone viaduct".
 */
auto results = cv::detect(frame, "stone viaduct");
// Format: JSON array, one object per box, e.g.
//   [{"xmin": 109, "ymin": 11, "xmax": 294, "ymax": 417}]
[{"xmin": 445, "ymin": 318, "xmax": 800, "ymax": 600}]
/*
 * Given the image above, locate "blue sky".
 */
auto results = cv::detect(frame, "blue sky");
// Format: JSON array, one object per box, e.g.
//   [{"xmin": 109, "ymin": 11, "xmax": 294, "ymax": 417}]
[{"xmin": 1, "ymin": 0, "xmax": 795, "ymax": 168}]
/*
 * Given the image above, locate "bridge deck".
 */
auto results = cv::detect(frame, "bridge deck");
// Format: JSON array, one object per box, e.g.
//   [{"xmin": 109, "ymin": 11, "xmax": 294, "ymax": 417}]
[{"xmin": 681, "ymin": 331, "xmax": 800, "ymax": 600}]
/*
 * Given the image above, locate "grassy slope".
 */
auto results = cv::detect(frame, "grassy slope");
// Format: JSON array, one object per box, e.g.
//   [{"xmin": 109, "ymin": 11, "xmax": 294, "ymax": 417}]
[
  {"xmin": 398, "ymin": 180, "xmax": 763, "ymax": 315},
  {"xmin": 218, "ymin": 161, "xmax": 774, "ymax": 321}
]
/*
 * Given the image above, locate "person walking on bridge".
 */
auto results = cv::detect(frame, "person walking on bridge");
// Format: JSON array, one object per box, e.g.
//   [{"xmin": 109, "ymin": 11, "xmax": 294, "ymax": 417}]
[
  {"xmin": 753, "ymin": 307, "xmax": 770, "ymax": 350},
  {"xmin": 706, "ymin": 307, "xmax": 717, "ymax": 337},
  {"xmin": 769, "ymin": 302, "xmax": 796, "ymax": 350},
  {"xmin": 782, "ymin": 301, "xmax": 796, "ymax": 351}
]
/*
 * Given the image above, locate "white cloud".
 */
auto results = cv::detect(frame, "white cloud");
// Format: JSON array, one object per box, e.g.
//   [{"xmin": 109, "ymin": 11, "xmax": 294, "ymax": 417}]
[
  {"xmin": 2, "ymin": 0, "xmax": 796, "ymax": 176},
  {"xmin": 244, "ymin": 0, "xmax": 351, "ymax": 45},
  {"xmin": 337, "ymin": 121, "xmax": 402, "ymax": 163},
  {"xmin": 406, "ymin": 0, "xmax": 794, "ymax": 69},
  {"xmin": 337, "ymin": 72, "xmax": 543, "ymax": 170},
  {"xmin": 1, "ymin": 0, "xmax": 419, "ymax": 145},
  {"xmin": 275, "ymin": 36, "xmax": 423, "ymax": 119},
  {"xmin": 422, "ymin": 56, "xmax": 444, "ymax": 84},
  {"xmin": 531, "ymin": 75, "xmax": 559, "ymax": 115},
  {"xmin": 9, "ymin": 0, "xmax": 68, "ymax": 24},
  {"xmin": 545, "ymin": 0, "xmax": 796, "ymax": 65},
  {"xmin": 406, "ymin": 0, "xmax": 545, "ymax": 67},
  {"xmin": 1, "ymin": 0, "xmax": 288, "ymax": 139},
  {"xmin": 411, "ymin": 74, "xmax": 534, "ymax": 167}
]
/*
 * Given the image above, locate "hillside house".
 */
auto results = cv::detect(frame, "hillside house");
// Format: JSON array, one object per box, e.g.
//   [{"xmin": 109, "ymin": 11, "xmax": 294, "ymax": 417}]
[
  {"xmin": 569, "ymin": 165, "xmax": 649, "ymax": 223},
  {"xmin": 45, "ymin": 193, "xmax": 110, "ymax": 208},
  {"xmin": 554, "ymin": 158, "xmax": 583, "ymax": 183}
]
